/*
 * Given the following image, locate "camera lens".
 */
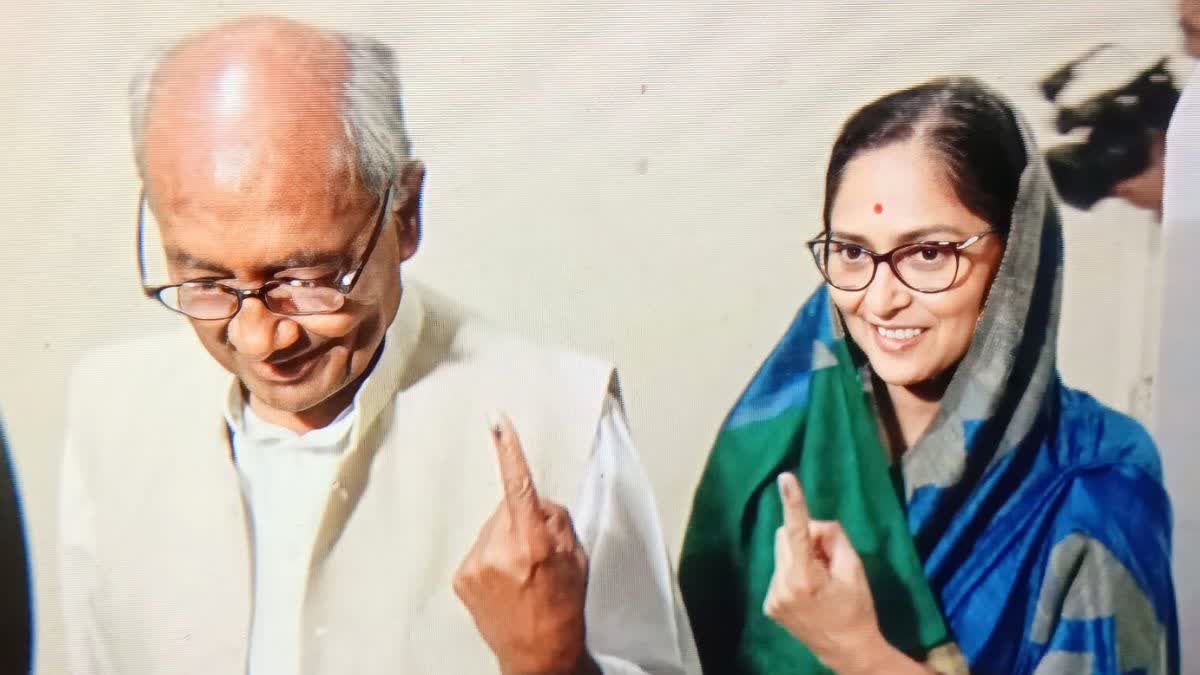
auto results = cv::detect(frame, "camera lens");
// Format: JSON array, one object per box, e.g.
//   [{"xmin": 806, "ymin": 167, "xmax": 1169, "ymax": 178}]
[
  {"xmin": 1044, "ymin": 130, "xmax": 1151, "ymax": 210},
  {"xmin": 1046, "ymin": 144, "xmax": 1112, "ymax": 210}
]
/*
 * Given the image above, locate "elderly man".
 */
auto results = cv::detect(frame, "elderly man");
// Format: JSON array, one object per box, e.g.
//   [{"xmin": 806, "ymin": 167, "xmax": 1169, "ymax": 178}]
[{"xmin": 58, "ymin": 16, "xmax": 697, "ymax": 675}]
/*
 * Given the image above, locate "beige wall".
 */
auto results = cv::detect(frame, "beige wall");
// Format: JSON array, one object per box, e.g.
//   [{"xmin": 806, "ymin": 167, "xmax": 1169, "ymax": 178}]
[{"xmin": 0, "ymin": 1, "xmax": 1180, "ymax": 672}]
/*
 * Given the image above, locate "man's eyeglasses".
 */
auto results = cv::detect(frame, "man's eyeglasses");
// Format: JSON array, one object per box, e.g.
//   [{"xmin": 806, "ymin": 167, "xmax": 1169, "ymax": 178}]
[
  {"xmin": 806, "ymin": 231, "xmax": 996, "ymax": 294},
  {"xmin": 137, "ymin": 185, "xmax": 393, "ymax": 320}
]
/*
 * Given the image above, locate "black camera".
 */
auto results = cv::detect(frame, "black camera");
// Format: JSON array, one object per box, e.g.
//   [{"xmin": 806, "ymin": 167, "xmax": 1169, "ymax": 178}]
[{"xmin": 1039, "ymin": 45, "xmax": 1180, "ymax": 210}]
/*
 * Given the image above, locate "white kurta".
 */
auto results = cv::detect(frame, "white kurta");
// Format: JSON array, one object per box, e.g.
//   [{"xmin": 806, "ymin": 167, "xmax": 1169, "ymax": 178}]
[
  {"xmin": 228, "ymin": 400, "xmax": 351, "ymax": 675},
  {"xmin": 1155, "ymin": 61, "xmax": 1200, "ymax": 670}
]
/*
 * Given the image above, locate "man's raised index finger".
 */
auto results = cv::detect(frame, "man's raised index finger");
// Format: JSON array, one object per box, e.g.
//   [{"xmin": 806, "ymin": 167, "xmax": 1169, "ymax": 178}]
[{"xmin": 489, "ymin": 411, "xmax": 542, "ymax": 525}]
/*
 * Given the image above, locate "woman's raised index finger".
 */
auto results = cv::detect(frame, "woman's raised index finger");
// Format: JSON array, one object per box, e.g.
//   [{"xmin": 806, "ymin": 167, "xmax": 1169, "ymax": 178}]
[{"xmin": 777, "ymin": 472, "xmax": 812, "ymax": 535}]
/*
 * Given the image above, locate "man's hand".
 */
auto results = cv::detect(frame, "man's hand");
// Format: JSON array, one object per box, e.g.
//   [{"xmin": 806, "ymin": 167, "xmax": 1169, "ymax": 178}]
[
  {"xmin": 764, "ymin": 473, "xmax": 931, "ymax": 675},
  {"xmin": 453, "ymin": 412, "xmax": 600, "ymax": 675},
  {"xmin": 1112, "ymin": 130, "xmax": 1166, "ymax": 219}
]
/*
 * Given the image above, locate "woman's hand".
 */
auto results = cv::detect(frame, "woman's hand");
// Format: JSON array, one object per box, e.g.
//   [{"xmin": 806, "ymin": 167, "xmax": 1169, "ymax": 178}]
[{"xmin": 763, "ymin": 473, "xmax": 932, "ymax": 675}]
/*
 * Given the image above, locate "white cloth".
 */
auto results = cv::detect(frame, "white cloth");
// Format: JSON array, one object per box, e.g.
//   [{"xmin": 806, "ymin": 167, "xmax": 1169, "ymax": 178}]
[
  {"xmin": 226, "ymin": 388, "xmax": 698, "ymax": 675},
  {"xmin": 1155, "ymin": 61, "xmax": 1200, "ymax": 672},
  {"xmin": 227, "ymin": 395, "xmax": 352, "ymax": 675}
]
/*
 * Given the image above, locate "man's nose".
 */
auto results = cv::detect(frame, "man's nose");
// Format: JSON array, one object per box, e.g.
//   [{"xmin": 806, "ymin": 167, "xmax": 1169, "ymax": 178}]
[
  {"xmin": 227, "ymin": 298, "xmax": 302, "ymax": 360},
  {"xmin": 863, "ymin": 262, "xmax": 912, "ymax": 317}
]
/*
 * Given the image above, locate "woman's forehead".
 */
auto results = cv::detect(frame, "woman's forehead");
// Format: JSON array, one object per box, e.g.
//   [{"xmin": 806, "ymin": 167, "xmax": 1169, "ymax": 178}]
[{"xmin": 829, "ymin": 142, "xmax": 985, "ymax": 246}]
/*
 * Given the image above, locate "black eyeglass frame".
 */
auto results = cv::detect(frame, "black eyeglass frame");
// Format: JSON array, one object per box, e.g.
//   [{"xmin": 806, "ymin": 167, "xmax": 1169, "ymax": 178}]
[
  {"xmin": 805, "ymin": 230, "xmax": 997, "ymax": 294},
  {"xmin": 136, "ymin": 184, "xmax": 394, "ymax": 320}
]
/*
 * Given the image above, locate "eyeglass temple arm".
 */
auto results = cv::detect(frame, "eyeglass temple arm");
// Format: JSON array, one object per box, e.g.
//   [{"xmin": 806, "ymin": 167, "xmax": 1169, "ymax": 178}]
[
  {"xmin": 955, "ymin": 231, "xmax": 995, "ymax": 250},
  {"xmin": 136, "ymin": 192, "xmax": 178, "ymax": 297},
  {"xmin": 337, "ymin": 185, "xmax": 394, "ymax": 293},
  {"xmin": 136, "ymin": 190, "xmax": 151, "ymax": 290}
]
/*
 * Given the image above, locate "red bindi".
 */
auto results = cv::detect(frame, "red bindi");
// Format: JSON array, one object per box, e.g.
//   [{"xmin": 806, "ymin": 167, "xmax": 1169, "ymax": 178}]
[{"xmin": 873, "ymin": 203, "xmax": 883, "ymax": 214}]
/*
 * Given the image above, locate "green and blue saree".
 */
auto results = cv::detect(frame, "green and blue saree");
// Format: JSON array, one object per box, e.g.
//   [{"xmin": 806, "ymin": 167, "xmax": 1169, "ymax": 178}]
[{"xmin": 679, "ymin": 111, "xmax": 1179, "ymax": 674}]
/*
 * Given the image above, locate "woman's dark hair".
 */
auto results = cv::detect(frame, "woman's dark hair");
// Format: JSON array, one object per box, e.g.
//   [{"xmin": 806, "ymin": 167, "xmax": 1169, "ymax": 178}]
[{"xmin": 822, "ymin": 77, "xmax": 1028, "ymax": 235}]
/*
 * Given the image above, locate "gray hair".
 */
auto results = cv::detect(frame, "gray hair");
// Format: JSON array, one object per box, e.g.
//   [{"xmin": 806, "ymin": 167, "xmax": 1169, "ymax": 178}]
[{"xmin": 128, "ymin": 29, "xmax": 412, "ymax": 197}]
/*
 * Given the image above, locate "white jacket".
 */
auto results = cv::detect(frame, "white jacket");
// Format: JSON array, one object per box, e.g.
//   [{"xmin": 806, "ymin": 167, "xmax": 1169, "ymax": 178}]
[{"xmin": 58, "ymin": 281, "xmax": 697, "ymax": 674}]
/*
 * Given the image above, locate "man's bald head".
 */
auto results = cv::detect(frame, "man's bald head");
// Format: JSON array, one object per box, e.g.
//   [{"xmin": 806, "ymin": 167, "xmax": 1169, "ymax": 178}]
[
  {"xmin": 131, "ymin": 16, "xmax": 410, "ymax": 202},
  {"xmin": 128, "ymin": 18, "xmax": 424, "ymax": 429}
]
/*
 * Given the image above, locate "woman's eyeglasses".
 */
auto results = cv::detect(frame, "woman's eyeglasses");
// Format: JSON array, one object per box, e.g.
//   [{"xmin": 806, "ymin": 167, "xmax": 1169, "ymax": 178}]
[{"xmin": 806, "ymin": 231, "xmax": 996, "ymax": 294}]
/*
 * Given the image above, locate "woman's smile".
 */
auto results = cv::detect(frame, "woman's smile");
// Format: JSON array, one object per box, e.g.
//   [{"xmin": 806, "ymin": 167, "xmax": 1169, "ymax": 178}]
[{"xmin": 868, "ymin": 322, "xmax": 928, "ymax": 352}]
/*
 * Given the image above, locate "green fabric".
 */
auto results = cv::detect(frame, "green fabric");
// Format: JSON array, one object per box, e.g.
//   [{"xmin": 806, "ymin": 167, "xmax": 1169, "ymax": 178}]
[{"xmin": 679, "ymin": 336, "xmax": 951, "ymax": 674}]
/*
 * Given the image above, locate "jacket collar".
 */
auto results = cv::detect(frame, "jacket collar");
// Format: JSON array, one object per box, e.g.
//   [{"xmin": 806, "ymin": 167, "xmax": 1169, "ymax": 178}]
[{"xmin": 216, "ymin": 277, "xmax": 427, "ymax": 454}]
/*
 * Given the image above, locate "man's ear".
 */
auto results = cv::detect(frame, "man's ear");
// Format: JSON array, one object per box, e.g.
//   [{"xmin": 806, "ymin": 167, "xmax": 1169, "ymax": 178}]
[{"xmin": 392, "ymin": 160, "xmax": 425, "ymax": 262}]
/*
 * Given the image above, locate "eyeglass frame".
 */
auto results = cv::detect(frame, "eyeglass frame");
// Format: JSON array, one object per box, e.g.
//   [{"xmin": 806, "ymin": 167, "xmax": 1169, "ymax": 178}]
[
  {"xmin": 136, "ymin": 183, "xmax": 394, "ymax": 320},
  {"xmin": 805, "ymin": 230, "xmax": 997, "ymax": 294}
]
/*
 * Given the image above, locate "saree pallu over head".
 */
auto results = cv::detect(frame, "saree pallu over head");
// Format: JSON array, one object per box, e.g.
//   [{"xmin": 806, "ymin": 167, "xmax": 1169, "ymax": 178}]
[{"xmin": 679, "ymin": 91, "xmax": 1180, "ymax": 674}]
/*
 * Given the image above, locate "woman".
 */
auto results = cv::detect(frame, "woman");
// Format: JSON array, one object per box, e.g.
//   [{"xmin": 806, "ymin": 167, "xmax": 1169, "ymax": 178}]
[{"xmin": 679, "ymin": 78, "xmax": 1179, "ymax": 674}]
